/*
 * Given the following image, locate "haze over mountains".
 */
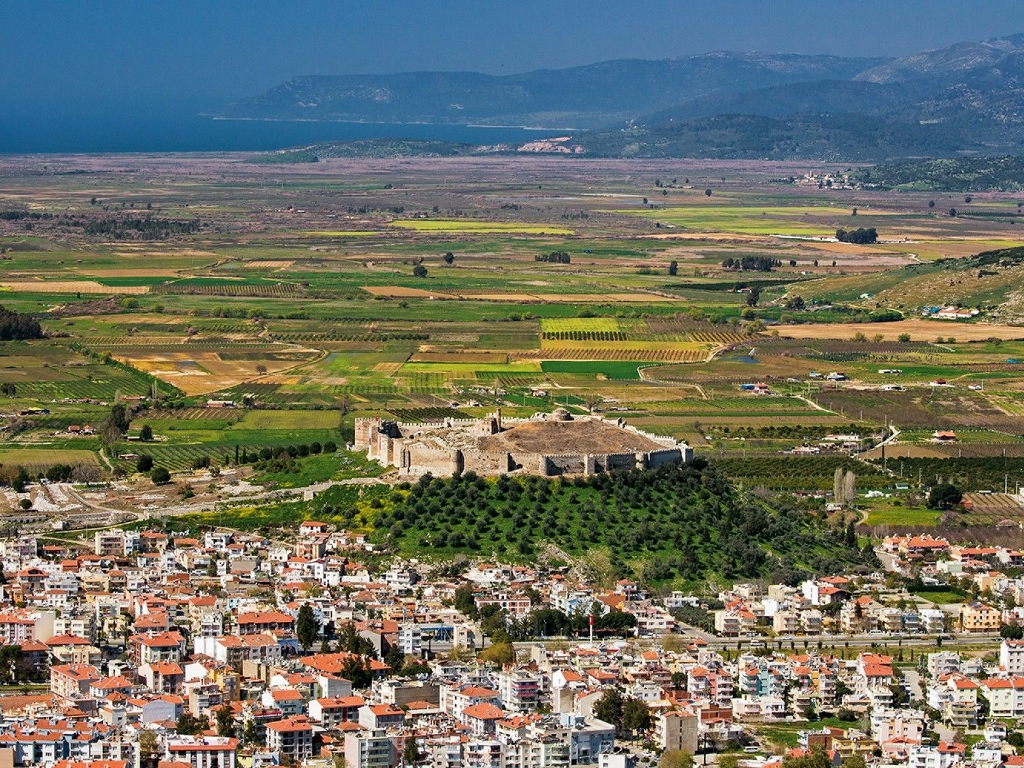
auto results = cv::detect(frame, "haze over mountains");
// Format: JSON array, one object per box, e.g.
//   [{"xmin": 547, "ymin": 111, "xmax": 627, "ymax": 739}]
[{"xmin": 227, "ymin": 34, "xmax": 1024, "ymax": 161}]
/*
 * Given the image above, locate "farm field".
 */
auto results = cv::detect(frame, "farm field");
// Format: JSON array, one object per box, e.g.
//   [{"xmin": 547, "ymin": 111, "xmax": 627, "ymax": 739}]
[{"xmin": 1, "ymin": 153, "xmax": 1024, "ymax": 537}]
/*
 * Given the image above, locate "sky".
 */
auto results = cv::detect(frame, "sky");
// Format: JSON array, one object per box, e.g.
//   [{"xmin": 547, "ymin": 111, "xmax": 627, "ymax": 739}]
[{"xmin": 4, "ymin": 0, "xmax": 1024, "ymax": 114}]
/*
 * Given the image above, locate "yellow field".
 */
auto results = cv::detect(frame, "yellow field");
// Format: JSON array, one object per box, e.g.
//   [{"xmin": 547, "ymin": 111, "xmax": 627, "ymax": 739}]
[
  {"xmin": 0, "ymin": 281, "xmax": 149, "ymax": 294},
  {"xmin": 301, "ymin": 231, "xmax": 383, "ymax": 237},
  {"xmin": 390, "ymin": 220, "xmax": 576, "ymax": 235}
]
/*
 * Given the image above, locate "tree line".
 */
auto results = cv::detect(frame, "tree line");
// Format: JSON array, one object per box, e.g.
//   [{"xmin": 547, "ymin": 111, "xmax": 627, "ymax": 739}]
[
  {"xmin": 84, "ymin": 215, "xmax": 200, "ymax": 240},
  {"xmin": 535, "ymin": 251, "xmax": 571, "ymax": 264},
  {"xmin": 721, "ymin": 256, "xmax": 781, "ymax": 272},
  {"xmin": 835, "ymin": 227, "xmax": 878, "ymax": 244},
  {"xmin": 0, "ymin": 305, "xmax": 43, "ymax": 340}
]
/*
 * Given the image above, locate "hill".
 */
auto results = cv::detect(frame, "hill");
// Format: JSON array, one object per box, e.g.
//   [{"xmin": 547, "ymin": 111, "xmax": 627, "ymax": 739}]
[
  {"xmin": 855, "ymin": 155, "xmax": 1024, "ymax": 191},
  {"xmin": 326, "ymin": 462, "xmax": 876, "ymax": 585},
  {"xmin": 223, "ymin": 52, "xmax": 883, "ymax": 129},
  {"xmin": 229, "ymin": 34, "xmax": 1024, "ymax": 161}
]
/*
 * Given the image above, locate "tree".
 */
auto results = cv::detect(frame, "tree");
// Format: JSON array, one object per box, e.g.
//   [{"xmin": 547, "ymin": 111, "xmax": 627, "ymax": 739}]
[
  {"xmin": 139, "ymin": 424, "xmax": 153, "ymax": 441},
  {"xmin": 660, "ymin": 751, "xmax": 693, "ymax": 768},
  {"xmin": 898, "ymin": 333, "xmax": 911, "ymax": 343},
  {"xmin": 1001, "ymin": 624, "xmax": 1024, "ymax": 640},
  {"xmin": 949, "ymin": 208, "xmax": 958, "ymax": 217},
  {"xmin": 622, "ymin": 698, "xmax": 652, "ymax": 738},
  {"xmin": 594, "ymin": 688, "xmax": 624, "ymax": 733},
  {"xmin": 215, "ymin": 704, "xmax": 235, "ymax": 737},
  {"xmin": 176, "ymin": 712, "xmax": 205, "ymax": 735},
  {"xmin": 783, "ymin": 747, "xmax": 832, "ymax": 768},
  {"xmin": 413, "ymin": 264, "xmax": 428, "ymax": 278},
  {"xmin": 442, "ymin": 252, "xmax": 455, "ymax": 265},
  {"xmin": 136, "ymin": 455, "xmax": 154, "ymax": 473},
  {"xmin": 668, "ymin": 260, "xmax": 678, "ymax": 276},
  {"xmin": 255, "ymin": 364, "xmax": 267, "ymax": 376},
  {"xmin": 404, "ymin": 736, "xmax": 420, "ymax": 766},
  {"xmin": 479, "ymin": 641, "xmax": 515, "ymax": 666},
  {"xmin": 927, "ymin": 483, "xmax": 963, "ymax": 510},
  {"xmin": 296, "ymin": 603, "xmax": 319, "ymax": 652},
  {"xmin": 746, "ymin": 287, "xmax": 761, "ymax": 307},
  {"xmin": 10, "ymin": 467, "xmax": 28, "ymax": 493},
  {"xmin": 454, "ymin": 584, "xmax": 477, "ymax": 618},
  {"xmin": 150, "ymin": 466, "xmax": 171, "ymax": 485},
  {"xmin": 242, "ymin": 718, "xmax": 263, "ymax": 747},
  {"xmin": 705, "ymin": 189, "xmax": 712, "ymax": 197},
  {"xmin": 929, "ymin": 200, "xmax": 936, "ymax": 208},
  {"xmin": 785, "ymin": 296, "xmax": 806, "ymax": 311},
  {"xmin": 0, "ymin": 646, "xmax": 22, "ymax": 683},
  {"xmin": 101, "ymin": 403, "xmax": 131, "ymax": 448},
  {"xmin": 139, "ymin": 730, "xmax": 160, "ymax": 768}
]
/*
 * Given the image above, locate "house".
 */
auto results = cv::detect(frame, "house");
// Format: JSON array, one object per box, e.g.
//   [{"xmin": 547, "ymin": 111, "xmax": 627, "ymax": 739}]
[
  {"xmin": 959, "ymin": 602, "xmax": 1000, "ymax": 633},
  {"xmin": 344, "ymin": 728, "xmax": 394, "ymax": 768},
  {"xmin": 165, "ymin": 737, "xmax": 238, "ymax": 768},
  {"xmin": 309, "ymin": 696, "xmax": 365, "ymax": 728},
  {"xmin": 265, "ymin": 716, "xmax": 314, "ymax": 762}
]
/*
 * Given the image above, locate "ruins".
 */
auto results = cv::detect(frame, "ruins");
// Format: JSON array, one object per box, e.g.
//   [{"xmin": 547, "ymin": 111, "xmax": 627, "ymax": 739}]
[{"xmin": 354, "ymin": 408, "xmax": 691, "ymax": 477}]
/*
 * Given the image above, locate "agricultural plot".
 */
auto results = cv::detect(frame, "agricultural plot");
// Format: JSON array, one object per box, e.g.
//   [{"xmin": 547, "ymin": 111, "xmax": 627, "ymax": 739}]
[
  {"xmin": 540, "ymin": 360, "xmax": 652, "ymax": 380},
  {"xmin": 0, "ymin": 449, "xmax": 100, "ymax": 475},
  {"xmin": 114, "ymin": 346, "xmax": 320, "ymax": 396},
  {"xmin": 389, "ymin": 220, "xmax": 576, "ymax": 235},
  {"xmin": 4, "ymin": 153, "xmax": 1024, "ymax": 525},
  {"xmin": 711, "ymin": 455, "xmax": 889, "ymax": 491}
]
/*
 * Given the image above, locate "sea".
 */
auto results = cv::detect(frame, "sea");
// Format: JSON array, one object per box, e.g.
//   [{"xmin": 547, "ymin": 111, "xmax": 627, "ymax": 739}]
[{"xmin": 0, "ymin": 113, "xmax": 559, "ymax": 155}]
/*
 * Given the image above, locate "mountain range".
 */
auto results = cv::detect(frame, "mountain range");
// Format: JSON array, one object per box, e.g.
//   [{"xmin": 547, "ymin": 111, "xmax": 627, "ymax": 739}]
[{"xmin": 227, "ymin": 34, "xmax": 1024, "ymax": 161}]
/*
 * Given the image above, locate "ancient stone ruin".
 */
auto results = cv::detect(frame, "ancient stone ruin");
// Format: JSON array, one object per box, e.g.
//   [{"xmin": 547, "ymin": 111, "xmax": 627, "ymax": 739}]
[{"xmin": 354, "ymin": 408, "xmax": 691, "ymax": 477}]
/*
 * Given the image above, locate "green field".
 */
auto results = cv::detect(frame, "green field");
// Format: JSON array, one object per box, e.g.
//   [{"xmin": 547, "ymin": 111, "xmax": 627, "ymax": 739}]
[
  {"xmin": 1, "ymin": 153, "xmax": 1024, "ymax": 565},
  {"xmin": 540, "ymin": 360, "xmax": 651, "ymax": 380}
]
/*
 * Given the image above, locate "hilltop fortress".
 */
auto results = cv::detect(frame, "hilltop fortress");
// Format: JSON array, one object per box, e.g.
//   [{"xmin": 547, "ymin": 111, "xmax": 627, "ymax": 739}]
[{"xmin": 354, "ymin": 408, "xmax": 691, "ymax": 478}]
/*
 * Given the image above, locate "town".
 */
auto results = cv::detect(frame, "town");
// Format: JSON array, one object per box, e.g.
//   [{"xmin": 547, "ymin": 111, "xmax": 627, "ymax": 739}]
[{"xmin": 0, "ymin": 521, "xmax": 1021, "ymax": 768}]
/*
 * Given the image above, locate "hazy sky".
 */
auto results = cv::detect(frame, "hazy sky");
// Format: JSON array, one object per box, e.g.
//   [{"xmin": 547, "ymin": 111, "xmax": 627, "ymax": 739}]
[{"xmin": 5, "ymin": 0, "xmax": 1024, "ymax": 112}]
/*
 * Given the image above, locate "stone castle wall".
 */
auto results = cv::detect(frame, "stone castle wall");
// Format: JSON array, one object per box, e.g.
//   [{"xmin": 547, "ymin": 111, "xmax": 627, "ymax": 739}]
[{"xmin": 354, "ymin": 415, "xmax": 689, "ymax": 478}]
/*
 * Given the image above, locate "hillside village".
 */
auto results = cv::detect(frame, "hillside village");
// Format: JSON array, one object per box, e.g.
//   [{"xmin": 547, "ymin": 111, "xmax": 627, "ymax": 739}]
[{"xmin": 0, "ymin": 525, "xmax": 1022, "ymax": 768}]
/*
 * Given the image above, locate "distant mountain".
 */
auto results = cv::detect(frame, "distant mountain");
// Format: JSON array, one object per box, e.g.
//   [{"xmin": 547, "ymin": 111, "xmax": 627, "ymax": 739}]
[
  {"xmin": 854, "ymin": 34, "xmax": 1024, "ymax": 84},
  {"xmin": 230, "ymin": 35, "xmax": 1024, "ymax": 160},
  {"xmin": 223, "ymin": 53, "xmax": 883, "ymax": 129}
]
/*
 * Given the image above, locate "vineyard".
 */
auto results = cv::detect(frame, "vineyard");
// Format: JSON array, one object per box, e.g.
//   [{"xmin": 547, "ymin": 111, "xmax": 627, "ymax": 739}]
[
  {"xmin": 542, "ymin": 330, "xmax": 629, "ymax": 342},
  {"xmin": 711, "ymin": 455, "xmax": 889, "ymax": 491},
  {"xmin": 389, "ymin": 407, "xmax": 465, "ymax": 422},
  {"xmin": 268, "ymin": 331, "xmax": 429, "ymax": 343},
  {"xmin": 151, "ymin": 279, "xmax": 304, "ymax": 297},
  {"xmin": 18, "ymin": 369, "xmax": 154, "ymax": 400},
  {"xmin": 870, "ymin": 456, "xmax": 1024, "ymax": 492},
  {"xmin": 527, "ymin": 348, "xmax": 706, "ymax": 363}
]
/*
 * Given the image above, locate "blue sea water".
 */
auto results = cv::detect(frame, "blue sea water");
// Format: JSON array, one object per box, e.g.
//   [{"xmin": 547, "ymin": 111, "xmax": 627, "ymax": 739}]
[{"xmin": 0, "ymin": 113, "xmax": 559, "ymax": 154}]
